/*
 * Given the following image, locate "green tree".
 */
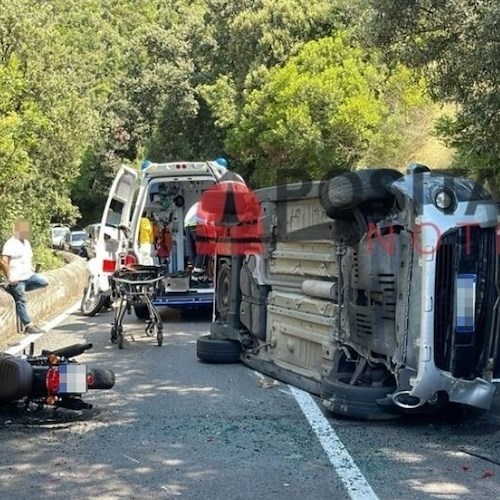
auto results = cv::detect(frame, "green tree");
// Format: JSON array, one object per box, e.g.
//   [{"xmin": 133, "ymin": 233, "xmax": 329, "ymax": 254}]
[
  {"xmin": 0, "ymin": 0, "xmax": 123, "ymax": 244},
  {"xmin": 226, "ymin": 33, "xmax": 430, "ymax": 186},
  {"xmin": 369, "ymin": 0, "xmax": 500, "ymax": 192},
  {"xmin": 200, "ymin": 0, "xmax": 342, "ymax": 129}
]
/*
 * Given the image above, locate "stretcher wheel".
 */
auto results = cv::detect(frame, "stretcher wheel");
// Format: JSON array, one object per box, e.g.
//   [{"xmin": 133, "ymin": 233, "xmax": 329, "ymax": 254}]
[
  {"xmin": 118, "ymin": 333, "xmax": 124, "ymax": 350},
  {"xmin": 110, "ymin": 326, "xmax": 118, "ymax": 344},
  {"xmin": 145, "ymin": 322, "xmax": 154, "ymax": 336},
  {"xmin": 157, "ymin": 326, "xmax": 163, "ymax": 347}
]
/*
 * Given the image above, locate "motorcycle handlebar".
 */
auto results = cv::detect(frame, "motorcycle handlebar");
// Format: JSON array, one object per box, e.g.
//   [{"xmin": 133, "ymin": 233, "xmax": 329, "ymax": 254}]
[{"xmin": 41, "ymin": 343, "xmax": 93, "ymax": 359}]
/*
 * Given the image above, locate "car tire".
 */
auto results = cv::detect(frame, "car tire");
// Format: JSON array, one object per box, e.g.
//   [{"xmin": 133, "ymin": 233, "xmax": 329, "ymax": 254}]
[
  {"xmin": 134, "ymin": 305, "xmax": 149, "ymax": 320},
  {"xmin": 196, "ymin": 335, "xmax": 241, "ymax": 364},
  {"xmin": 215, "ymin": 260, "xmax": 232, "ymax": 323},
  {"xmin": 321, "ymin": 372, "xmax": 399, "ymax": 421},
  {"xmin": 320, "ymin": 168, "xmax": 403, "ymax": 220}
]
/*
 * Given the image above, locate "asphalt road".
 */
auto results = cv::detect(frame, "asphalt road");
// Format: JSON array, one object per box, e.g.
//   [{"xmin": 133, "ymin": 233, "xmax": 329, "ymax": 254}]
[{"xmin": 1, "ymin": 304, "xmax": 500, "ymax": 500}]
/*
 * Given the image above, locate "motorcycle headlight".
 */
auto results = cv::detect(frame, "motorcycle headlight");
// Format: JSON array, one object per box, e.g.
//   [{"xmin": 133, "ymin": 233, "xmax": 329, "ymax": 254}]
[{"xmin": 434, "ymin": 189, "xmax": 455, "ymax": 211}]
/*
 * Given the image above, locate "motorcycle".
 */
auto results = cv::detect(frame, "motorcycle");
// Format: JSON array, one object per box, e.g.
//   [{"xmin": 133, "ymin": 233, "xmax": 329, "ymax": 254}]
[
  {"xmin": 81, "ymin": 224, "xmax": 132, "ymax": 317},
  {"xmin": 0, "ymin": 343, "xmax": 115, "ymax": 412},
  {"xmin": 81, "ymin": 257, "xmax": 117, "ymax": 316}
]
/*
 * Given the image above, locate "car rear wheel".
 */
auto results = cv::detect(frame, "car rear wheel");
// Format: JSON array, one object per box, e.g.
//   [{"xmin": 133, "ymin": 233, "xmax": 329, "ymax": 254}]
[
  {"xmin": 196, "ymin": 335, "xmax": 241, "ymax": 364},
  {"xmin": 215, "ymin": 260, "xmax": 231, "ymax": 322},
  {"xmin": 320, "ymin": 168, "xmax": 403, "ymax": 221}
]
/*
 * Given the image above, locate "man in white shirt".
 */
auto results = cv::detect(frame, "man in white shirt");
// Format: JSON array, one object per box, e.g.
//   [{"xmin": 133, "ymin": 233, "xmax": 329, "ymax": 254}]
[{"xmin": 1, "ymin": 219, "xmax": 48, "ymax": 334}]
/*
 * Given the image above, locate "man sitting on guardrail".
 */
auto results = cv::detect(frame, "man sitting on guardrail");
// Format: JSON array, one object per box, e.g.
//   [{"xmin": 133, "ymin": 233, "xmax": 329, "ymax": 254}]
[{"xmin": 0, "ymin": 219, "xmax": 48, "ymax": 334}]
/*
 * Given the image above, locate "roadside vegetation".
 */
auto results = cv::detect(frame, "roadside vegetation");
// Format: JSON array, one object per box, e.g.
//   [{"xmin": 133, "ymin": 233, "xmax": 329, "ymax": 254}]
[{"xmin": 0, "ymin": 0, "xmax": 497, "ymax": 263}]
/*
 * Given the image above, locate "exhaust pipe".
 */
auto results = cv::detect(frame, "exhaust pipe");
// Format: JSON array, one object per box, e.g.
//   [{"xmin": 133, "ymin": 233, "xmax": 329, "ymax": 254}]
[{"xmin": 391, "ymin": 390, "xmax": 426, "ymax": 409}]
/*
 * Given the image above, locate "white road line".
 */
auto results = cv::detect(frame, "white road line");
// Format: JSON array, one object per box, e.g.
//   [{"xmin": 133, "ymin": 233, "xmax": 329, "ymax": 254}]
[
  {"xmin": 289, "ymin": 385, "xmax": 379, "ymax": 500},
  {"xmin": 4, "ymin": 301, "xmax": 81, "ymax": 355}
]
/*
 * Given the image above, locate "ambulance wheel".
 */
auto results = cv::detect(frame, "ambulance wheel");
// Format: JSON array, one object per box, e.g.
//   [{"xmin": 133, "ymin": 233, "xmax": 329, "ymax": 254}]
[{"xmin": 134, "ymin": 305, "xmax": 149, "ymax": 320}]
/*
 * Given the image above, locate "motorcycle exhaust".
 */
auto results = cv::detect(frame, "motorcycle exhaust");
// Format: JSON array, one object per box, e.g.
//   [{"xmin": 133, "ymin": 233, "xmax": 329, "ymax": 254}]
[{"xmin": 391, "ymin": 390, "xmax": 426, "ymax": 409}]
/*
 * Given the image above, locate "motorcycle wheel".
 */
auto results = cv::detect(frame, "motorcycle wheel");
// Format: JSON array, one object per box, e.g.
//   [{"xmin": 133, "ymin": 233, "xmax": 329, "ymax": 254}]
[
  {"xmin": 87, "ymin": 369, "xmax": 115, "ymax": 390},
  {"xmin": 81, "ymin": 279, "xmax": 107, "ymax": 316}
]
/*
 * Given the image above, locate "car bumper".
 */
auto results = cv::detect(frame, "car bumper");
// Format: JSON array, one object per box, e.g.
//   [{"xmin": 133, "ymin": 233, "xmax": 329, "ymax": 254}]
[
  {"xmin": 407, "ymin": 361, "xmax": 495, "ymax": 410},
  {"xmin": 153, "ymin": 291, "xmax": 213, "ymax": 308}
]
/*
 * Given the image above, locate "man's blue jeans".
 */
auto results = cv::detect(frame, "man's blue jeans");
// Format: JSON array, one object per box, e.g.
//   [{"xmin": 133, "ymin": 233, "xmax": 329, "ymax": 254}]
[{"xmin": 4, "ymin": 273, "xmax": 49, "ymax": 326}]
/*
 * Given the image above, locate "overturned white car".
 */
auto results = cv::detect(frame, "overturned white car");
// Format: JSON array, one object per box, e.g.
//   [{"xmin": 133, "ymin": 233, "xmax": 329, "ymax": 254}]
[{"xmin": 197, "ymin": 164, "xmax": 500, "ymax": 419}]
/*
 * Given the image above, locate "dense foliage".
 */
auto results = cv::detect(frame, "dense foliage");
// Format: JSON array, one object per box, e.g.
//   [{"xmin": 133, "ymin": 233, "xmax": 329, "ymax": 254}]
[
  {"xmin": 368, "ymin": 0, "xmax": 500, "ymax": 194},
  {"xmin": 1, "ymin": 0, "xmax": 495, "ymax": 252}
]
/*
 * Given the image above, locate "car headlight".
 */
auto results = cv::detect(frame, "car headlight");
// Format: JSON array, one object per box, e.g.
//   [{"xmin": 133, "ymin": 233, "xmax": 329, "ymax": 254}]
[{"xmin": 434, "ymin": 189, "xmax": 455, "ymax": 211}]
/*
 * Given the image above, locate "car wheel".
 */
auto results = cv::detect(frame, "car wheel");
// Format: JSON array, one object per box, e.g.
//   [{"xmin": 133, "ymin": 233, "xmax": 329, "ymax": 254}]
[
  {"xmin": 134, "ymin": 305, "xmax": 149, "ymax": 320},
  {"xmin": 196, "ymin": 335, "xmax": 241, "ymax": 364},
  {"xmin": 321, "ymin": 372, "xmax": 399, "ymax": 421},
  {"xmin": 215, "ymin": 260, "xmax": 231, "ymax": 322},
  {"xmin": 320, "ymin": 168, "xmax": 403, "ymax": 221}
]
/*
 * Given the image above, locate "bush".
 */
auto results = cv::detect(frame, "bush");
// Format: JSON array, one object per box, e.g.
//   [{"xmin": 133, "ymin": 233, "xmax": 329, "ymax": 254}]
[{"xmin": 33, "ymin": 247, "xmax": 66, "ymax": 273}]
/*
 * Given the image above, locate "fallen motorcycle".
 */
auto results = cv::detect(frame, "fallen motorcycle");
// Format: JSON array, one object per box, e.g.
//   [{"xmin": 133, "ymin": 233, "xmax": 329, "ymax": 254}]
[{"xmin": 0, "ymin": 343, "xmax": 115, "ymax": 412}]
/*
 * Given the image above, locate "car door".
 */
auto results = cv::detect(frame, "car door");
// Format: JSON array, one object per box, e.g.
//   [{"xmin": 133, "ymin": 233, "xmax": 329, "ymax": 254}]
[{"xmin": 95, "ymin": 166, "xmax": 138, "ymax": 271}]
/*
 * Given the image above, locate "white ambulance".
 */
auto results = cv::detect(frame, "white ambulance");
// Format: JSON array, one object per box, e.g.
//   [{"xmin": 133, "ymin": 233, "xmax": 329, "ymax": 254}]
[{"xmin": 80, "ymin": 159, "xmax": 229, "ymax": 317}]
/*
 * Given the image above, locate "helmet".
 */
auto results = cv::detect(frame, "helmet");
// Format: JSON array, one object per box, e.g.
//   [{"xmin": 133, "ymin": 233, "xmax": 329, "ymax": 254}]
[{"xmin": 215, "ymin": 157, "xmax": 228, "ymax": 168}]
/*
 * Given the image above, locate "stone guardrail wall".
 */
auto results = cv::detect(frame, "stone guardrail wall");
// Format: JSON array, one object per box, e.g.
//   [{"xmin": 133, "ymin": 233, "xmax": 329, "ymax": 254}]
[{"xmin": 0, "ymin": 252, "xmax": 88, "ymax": 348}]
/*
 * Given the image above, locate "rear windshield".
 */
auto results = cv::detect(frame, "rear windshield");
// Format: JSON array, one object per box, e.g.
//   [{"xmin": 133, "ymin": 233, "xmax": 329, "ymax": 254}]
[
  {"xmin": 52, "ymin": 228, "xmax": 68, "ymax": 237},
  {"xmin": 71, "ymin": 233, "xmax": 86, "ymax": 242}
]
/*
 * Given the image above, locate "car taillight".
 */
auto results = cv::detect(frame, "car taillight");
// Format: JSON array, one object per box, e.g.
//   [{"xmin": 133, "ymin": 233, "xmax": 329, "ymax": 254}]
[{"xmin": 46, "ymin": 367, "xmax": 60, "ymax": 394}]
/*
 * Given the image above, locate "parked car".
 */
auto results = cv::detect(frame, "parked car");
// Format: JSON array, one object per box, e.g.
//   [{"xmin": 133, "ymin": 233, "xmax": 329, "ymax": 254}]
[
  {"xmin": 80, "ymin": 223, "xmax": 102, "ymax": 259},
  {"xmin": 62, "ymin": 230, "xmax": 87, "ymax": 254},
  {"xmin": 50, "ymin": 224, "xmax": 70, "ymax": 249}
]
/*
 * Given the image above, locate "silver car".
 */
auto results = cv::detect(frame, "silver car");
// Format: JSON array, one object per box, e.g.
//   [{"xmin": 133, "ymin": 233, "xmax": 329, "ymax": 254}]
[{"xmin": 198, "ymin": 164, "xmax": 500, "ymax": 420}]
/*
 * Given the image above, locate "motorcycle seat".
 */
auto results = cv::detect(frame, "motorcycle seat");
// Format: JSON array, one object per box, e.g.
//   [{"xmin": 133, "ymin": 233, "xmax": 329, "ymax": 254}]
[{"xmin": 0, "ymin": 354, "xmax": 33, "ymax": 403}]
